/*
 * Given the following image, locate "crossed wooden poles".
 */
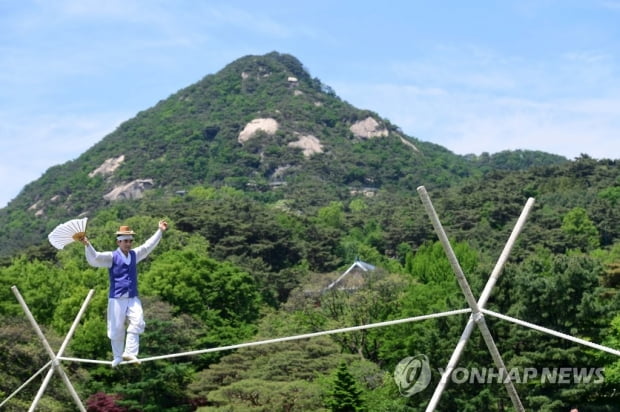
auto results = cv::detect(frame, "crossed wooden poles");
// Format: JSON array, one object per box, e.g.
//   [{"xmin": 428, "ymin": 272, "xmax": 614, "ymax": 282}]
[
  {"xmin": 3, "ymin": 287, "xmax": 94, "ymax": 411},
  {"xmin": 417, "ymin": 186, "xmax": 620, "ymax": 410},
  {"xmin": 417, "ymin": 186, "xmax": 532, "ymax": 411},
  {"xmin": 4, "ymin": 186, "xmax": 619, "ymax": 411}
]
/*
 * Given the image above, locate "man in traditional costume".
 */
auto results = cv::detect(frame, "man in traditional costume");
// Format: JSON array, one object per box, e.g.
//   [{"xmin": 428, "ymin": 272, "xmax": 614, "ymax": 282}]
[{"xmin": 81, "ymin": 220, "xmax": 168, "ymax": 367}]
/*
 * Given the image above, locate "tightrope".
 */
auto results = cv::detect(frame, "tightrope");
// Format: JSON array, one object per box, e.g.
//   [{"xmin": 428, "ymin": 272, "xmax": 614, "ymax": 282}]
[{"xmin": 58, "ymin": 308, "xmax": 473, "ymax": 365}]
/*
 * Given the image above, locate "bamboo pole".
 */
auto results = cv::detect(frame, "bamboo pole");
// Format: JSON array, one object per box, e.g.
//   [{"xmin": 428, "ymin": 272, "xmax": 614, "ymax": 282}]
[
  {"xmin": 0, "ymin": 361, "xmax": 52, "ymax": 409},
  {"xmin": 417, "ymin": 186, "xmax": 525, "ymax": 412},
  {"xmin": 10, "ymin": 286, "xmax": 90, "ymax": 412}
]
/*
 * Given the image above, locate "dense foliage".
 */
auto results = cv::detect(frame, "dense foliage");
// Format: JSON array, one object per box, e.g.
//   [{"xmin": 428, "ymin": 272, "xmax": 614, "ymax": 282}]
[{"xmin": 0, "ymin": 52, "xmax": 618, "ymax": 411}]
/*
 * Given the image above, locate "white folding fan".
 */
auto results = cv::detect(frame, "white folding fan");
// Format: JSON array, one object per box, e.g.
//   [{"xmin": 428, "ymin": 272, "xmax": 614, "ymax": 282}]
[{"xmin": 48, "ymin": 217, "xmax": 88, "ymax": 250}]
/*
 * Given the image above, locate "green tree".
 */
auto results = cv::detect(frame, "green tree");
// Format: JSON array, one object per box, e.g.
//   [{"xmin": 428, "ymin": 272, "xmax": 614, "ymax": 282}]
[
  {"xmin": 600, "ymin": 313, "xmax": 620, "ymax": 404},
  {"xmin": 325, "ymin": 362, "xmax": 364, "ymax": 412},
  {"xmin": 0, "ymin": 256, "xmax": 71, "ymax": 325},
  {"xmin": 202, "ymin": 379, "xmax": 326, "ymax": 411},
  {"xmin": 493, "ymin": 253, "xmax": 617, "ymax": 410},
  {"xmin": 141, "ymin": 237, "xmax": 263, "ymax": 352},
  {"xmin": 561, "ymin": 207, "xmax": 600, "ymax": 252},
  {"xmin": 0, "ymin": 316, "xmax": 73, "ymax": 411},
  {"xmin": 318, "ymin": 271, "xmax": 407, "ymax": 361},
  {"xmin": 317, "ymin": 201, "xmax": 345, "ymax": 229},
  {"xmin": 188, "ymin": 310, "xmax": 357, "ymax": 410}
]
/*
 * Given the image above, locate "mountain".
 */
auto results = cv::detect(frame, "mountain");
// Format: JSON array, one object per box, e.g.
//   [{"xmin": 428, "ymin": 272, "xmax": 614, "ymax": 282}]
[
  {"xmin": 1, "ymin": 52, "xmax": 619, "ymax": 410},
  {"xmin": 0, "ymin": 52, "xmax": 566, "ymax": 258}
]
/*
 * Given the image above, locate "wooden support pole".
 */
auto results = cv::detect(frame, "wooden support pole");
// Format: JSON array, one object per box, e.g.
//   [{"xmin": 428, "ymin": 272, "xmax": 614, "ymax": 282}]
[
  {"xmin": 417, "ymin": 186, "xmax": 526, "ymax": 412},
  {"xmin": 10, "ymin": 286, "xmax": 93, "ymax": 412}
]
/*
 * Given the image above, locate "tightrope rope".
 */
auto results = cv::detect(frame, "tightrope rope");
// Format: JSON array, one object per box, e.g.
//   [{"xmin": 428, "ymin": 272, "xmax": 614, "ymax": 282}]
[
  {"xmin": 481, "ymin": 308, "xmax": 620, "ymax": 357},
  {"xmin": 58, "ymin": 308, "xmax": 472, "ymax": 365},
  {"xmin": 0, "ymin": 361, "xmax": 53, "ymax": 408}
]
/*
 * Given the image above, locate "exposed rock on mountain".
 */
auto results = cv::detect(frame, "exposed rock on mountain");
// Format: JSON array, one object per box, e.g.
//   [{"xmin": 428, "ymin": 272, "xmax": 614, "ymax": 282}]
[
  {"xmin": 89, "ymin": 155, "xmax": 125, "ymax": 178},
  {"xmin": 103, "ymin": 179, "xmax": 154, "ymax": 201},
  {"xmin": 350, "ymin": 117, "xmax": 388, "ymax": 139},
  {"xmin": 288, "ymin": 134, "xmax": 324, "ymax": 157},
  {"xmin": 238, "ymin": 118, "xmax": 279, "ymax": 143}
]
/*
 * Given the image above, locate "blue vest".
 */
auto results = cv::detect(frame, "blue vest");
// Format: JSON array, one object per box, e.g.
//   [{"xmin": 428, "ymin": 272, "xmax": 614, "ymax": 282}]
[{"xmin": 109, "ymin": 250, "xmax": 138, "ymax": 298}]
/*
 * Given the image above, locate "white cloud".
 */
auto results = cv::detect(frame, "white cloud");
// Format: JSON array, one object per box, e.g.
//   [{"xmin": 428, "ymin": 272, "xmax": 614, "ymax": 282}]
[
  {"xmin": 0, "ymin": 110, "xmax": 127, "ymax": 207},
  {"xmin": 443, "ymin": 96, "xmax": 620, "ymax": 158},
  {"xmin": 330, "ymin": 36, "xmax": 620, "ymax": 160},
  {"xmin": 334, "ymin": 78, "xmax": 620, "ymax": 160}
]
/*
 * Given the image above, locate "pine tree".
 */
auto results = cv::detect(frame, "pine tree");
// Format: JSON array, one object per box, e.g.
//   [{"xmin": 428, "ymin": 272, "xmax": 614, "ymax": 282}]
[{"xmin": 326, "ymin": 362, "xmax": 364, "ymax": 412}]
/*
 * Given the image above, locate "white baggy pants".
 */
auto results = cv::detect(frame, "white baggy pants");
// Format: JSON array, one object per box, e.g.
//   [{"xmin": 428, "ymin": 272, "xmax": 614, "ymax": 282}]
[{"xmin": 107, "ymin": 297, "xmax": 145, "ymax": 359}]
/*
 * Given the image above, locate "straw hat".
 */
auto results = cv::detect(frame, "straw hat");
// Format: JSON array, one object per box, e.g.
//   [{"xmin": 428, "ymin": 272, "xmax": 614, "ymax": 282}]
[{"xmin": 115, "ymin": 225, "xmax": 136, "ymax": 235}]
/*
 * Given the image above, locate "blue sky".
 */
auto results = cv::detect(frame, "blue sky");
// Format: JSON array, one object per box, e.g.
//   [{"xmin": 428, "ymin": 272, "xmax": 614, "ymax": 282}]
[{"xmin": 1, "ymin": 1, "xmax": 620, "ymax": 208}]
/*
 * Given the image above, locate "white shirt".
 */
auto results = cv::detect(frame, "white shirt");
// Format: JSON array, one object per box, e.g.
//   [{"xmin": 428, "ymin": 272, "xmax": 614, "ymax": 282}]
[{"xmin": 85, "ymin": 229, "xmax": 163, "ymax": 268}]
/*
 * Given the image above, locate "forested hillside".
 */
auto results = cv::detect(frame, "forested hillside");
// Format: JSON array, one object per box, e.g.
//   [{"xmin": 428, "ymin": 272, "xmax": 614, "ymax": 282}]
[
  {"xmin": 0, "ymin": 52, "xmax": 566, "ymax": 259},
  {"xmin": 0, "ymin": 52, "xmax": 618, "ymax": 411}
]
